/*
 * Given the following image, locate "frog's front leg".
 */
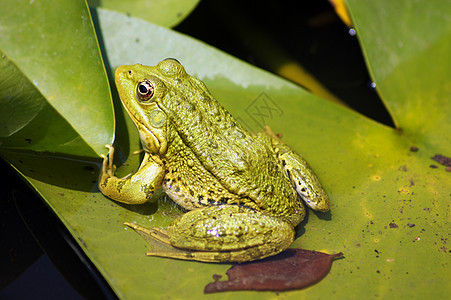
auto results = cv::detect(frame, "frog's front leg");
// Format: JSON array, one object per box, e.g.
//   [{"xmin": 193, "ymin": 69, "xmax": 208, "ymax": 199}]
[
  {"xmin": 99, "ymin": 145, "xmax": 165, "ymax": 204},
  {"xmin": 126, "ymin": 205, "xmax": 295, "ymax": 262}
]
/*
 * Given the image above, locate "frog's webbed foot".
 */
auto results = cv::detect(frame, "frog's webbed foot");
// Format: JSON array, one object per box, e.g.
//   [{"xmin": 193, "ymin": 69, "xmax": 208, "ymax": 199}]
[
  {"xmin": 124, "ymin": 222, "xmax": 197, "ymax": 260},
  {"xmin": 100, "ymin": 145, "xmax": 133, "ymax": 180},
  {"xmin": 98, "ymin": 147, "xmax": 165, "ymax": 205},
  {"xmin": 124, "ymin": 222, "xmax": 170, "ymax": 244},
  {"xmin": 125, "ymin": 205, "xmax": 295, "ymax": 263}
]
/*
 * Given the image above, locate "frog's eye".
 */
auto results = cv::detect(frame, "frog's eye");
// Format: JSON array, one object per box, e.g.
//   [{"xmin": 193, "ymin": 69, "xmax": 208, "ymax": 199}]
[{"xmin": 136, "ymin": 80, "xmax": 155, "ymax": 101}]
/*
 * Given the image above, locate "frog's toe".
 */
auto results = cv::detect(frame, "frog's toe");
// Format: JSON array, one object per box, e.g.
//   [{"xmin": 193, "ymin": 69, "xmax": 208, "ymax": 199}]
[
  {"xmin": 132, "ymin": 149, "xmax": 144, "ymax": 155},
  {"xmin": 124, "ymin": 222, "xmax": 198, "ymax": 259}
]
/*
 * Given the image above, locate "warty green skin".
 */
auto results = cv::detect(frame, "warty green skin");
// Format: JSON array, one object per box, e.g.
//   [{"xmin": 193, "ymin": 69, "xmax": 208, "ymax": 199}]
[{"xmin": 99, "ymin": 59, "xmax": 329, "ymax": 262}]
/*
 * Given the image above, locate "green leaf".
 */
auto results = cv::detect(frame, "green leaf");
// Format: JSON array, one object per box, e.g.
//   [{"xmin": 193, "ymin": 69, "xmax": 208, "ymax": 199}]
[
  {"xmin": 0, "ymin": 0, "xmax": 113, "ymax": 157},
  {"xmin": 2, "ymin": 1, "xmax": 450, "ymax": 299},
  {"xmin": 87, "ymin": 0, "xmax": 200, "ymax": 28},
  {"xmin": 347, "ymin": 0, "xmax": 451, "ymax": 153}
]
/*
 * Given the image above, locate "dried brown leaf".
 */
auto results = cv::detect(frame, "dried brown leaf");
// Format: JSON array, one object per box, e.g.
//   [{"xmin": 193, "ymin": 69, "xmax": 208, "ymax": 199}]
[{"xmin": 204, "ymin": 249, "xmax": 343, "ymax": 293}]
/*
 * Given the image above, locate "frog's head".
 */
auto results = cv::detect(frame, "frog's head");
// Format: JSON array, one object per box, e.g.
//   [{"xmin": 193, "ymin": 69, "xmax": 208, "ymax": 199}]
[{"xmin": 114, "ymin": 59, "xmax": 188, "ymax": 155}]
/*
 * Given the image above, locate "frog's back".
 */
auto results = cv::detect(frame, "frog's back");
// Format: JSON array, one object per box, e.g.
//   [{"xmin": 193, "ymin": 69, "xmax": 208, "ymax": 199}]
[{"xmin": 160, "ymin": 77, "xmax": 303, "ymax": 226}]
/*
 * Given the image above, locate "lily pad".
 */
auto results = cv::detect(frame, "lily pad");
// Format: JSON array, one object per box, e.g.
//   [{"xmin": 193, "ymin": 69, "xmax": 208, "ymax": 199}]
[
  {"xmin": 87, "ymin": 0, "xmax": 200, "ymax": 28},
  {"xmin": 347, "ymin": 0, "xmax": 451, "ymax": 152},
  {"xmin": 0, "ymin": 0, "xmax": 113, "ymax": 157},
  {"xmin": 0, "ymin": 0, "xmax": 450, "ymax": 299}
]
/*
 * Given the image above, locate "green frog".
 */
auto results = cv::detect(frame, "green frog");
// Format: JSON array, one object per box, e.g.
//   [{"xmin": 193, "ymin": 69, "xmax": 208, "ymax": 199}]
[{"xmin": 99, "ymin": 59, "xmax": 329, "ymax": 262}]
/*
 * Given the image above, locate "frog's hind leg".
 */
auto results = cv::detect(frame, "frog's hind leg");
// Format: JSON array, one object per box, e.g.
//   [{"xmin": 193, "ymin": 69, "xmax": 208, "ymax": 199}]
[
  {"xmin": 167, "ymin": 205, "xmax": 294, "ymax": 262},
  {"xmin": 126, "ymin": 205, "xmax": 295, "ymax": 263}
]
